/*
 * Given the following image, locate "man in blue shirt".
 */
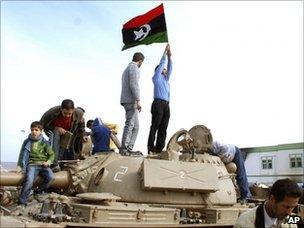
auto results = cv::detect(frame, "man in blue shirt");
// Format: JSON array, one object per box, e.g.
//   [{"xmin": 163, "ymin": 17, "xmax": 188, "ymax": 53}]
[{"xmin": 147, "ymin": 44, "xmax": 172, "ymax": 154}]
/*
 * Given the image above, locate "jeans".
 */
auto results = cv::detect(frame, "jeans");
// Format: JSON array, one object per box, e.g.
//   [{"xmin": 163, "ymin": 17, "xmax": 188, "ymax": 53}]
[
  {"xmin": 120, "ymin": 103, "xmax": 139, "ymax": 152},
  {"xmin": 147, "ymin": 99, "xmax": 170, "ymax": 153},
  {"xmin": 19, "ymin": 165, "xmax": 54, "ymax": 205},
  {"xmin": 233, "ymin": 147, "xmax": 252, "ymax": 200}
]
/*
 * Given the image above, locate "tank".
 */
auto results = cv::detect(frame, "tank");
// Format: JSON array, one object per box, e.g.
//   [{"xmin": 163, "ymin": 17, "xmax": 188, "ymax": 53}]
[{"xmin": 0, "ymin": 125, "xmax": 251, "ymax": 227}]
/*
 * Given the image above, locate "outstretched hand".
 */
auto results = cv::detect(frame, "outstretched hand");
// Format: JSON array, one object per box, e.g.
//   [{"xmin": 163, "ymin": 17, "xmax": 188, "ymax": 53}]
[
  {"xmin": 165, "ymin": 43, "xmax": 170, "ymax": 51},
  {"xmin": 166, "ymin": 43, "xmax": 172, "ymax": 57}
]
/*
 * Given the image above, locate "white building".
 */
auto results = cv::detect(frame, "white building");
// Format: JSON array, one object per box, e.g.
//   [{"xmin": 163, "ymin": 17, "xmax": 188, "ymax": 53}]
[{"xmin": 241, "ymin": 142, "xmax": 304, "ymax": 185}]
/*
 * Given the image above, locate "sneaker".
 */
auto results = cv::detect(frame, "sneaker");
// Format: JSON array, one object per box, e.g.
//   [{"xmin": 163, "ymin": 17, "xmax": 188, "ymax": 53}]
[
  {"xmin": 237, "ymin": 198, "xmax": 248, "ymax": 205},
  {"xmin": 131, "ymin": 150, "xmax": 143, "ymax": 155},
  {"xmin": 33, "ymin": 192, "xmax": 49, "ymax": 202},
  {"xmin": 119, "ymin": 149, "xmax": 127, "ymax": 155},
  {"xmin": 11, "ymin": 204, "xmax": 26, "ymax": 216},
  {"xmin": 121, "ymin": 150, "xmax": 143, "ymax": 156}
]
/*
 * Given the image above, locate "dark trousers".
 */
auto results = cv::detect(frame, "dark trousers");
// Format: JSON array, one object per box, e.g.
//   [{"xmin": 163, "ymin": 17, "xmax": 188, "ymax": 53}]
[{"xmin": 147, "ymin": 99, "xmax": 170, "ymax": 153}]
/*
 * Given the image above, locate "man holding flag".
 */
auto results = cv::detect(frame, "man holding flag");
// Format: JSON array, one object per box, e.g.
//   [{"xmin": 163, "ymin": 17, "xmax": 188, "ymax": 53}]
[
  {"xmin": 147, "ymin": 44, "xmax": 172, "ymax": 154},
  {"xmin": 120, "ymin": 4, "xmax": 170, "ymax": 155}
]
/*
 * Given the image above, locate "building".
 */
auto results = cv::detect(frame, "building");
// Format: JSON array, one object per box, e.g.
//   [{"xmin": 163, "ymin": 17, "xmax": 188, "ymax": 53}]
[{"xmin": 241, "ymin": 142, "xmax": 304, "ymax": 185}]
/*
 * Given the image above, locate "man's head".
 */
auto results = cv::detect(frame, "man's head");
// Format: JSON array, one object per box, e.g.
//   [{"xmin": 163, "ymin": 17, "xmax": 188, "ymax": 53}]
[
  {"xmin": 30, "ymin": 121, "xmax": 43, "ymax": 140},
  {"xmin": 61, "ymin": 99, "xmax": 74, "ymax": 118},
  {"xmin": 155, "ymin": 65, "xmax": 168, "ymax": 76},
  {"xmin": 132, "ymin": 52, "xmax": 145, "ymax": 68},
  {"xmin": 86, "ymin": 118, "xmax": 103, "ymax": 130},
  {"xmin": 267, "ymin": 178, "xmax": 302, "ymax": 219},
  {"xmin": 86, "ymin": 120, "xmax": 94, "ymax": 130}
]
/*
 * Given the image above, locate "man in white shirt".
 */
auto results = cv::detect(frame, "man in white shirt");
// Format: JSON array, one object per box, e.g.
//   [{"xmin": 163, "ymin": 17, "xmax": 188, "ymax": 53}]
[
  {"xmin": 212, "ymin": 141, "xmax": 252, "ymax": 202},
  {"xmin": 234, "ymin": 178, "xmax": 302, "ymax": 228},
  {"xmin": 263, "ymin": 202, "xmax": 278, "ymax": 228}
]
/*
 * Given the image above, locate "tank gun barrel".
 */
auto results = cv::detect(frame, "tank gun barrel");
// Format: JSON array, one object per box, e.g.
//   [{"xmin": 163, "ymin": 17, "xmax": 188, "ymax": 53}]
[{"xmin": 0, "ymin": 171, "xmax": 70, "ymax": 189}]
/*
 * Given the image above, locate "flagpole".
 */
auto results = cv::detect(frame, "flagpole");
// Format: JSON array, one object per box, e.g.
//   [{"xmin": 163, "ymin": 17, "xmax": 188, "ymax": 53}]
[{"xmin": 163, "ymin": 3, "xmax": 169, "ymax": 43}]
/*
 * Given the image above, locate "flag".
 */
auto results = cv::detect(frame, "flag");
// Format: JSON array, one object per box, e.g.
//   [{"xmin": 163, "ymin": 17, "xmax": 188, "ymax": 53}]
[{"xmin": 121, "ymin": 4, "xmax": 168, "ymax": 51}]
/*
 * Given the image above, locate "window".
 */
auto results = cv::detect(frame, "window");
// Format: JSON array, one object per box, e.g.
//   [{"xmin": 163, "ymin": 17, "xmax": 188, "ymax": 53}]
[
  {"xmin": 261, "ymin": 156, "xmax": 273, "ymax": 169},
  {"xmin": 290, "ymin": 154, "xmax": 302, "ymax": 168}
]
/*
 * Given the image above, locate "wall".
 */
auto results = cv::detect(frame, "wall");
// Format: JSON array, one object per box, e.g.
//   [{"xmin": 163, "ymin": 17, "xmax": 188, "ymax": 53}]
[{"xmin": 242, "ymin": 143, "xmax": 304, "ymax": 185}]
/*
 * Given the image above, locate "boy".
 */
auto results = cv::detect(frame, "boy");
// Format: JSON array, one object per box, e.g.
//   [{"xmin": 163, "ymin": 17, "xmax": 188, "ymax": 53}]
[{"xmin": 16, "ymin": 121, "xmax": 55, "ymax": 213}]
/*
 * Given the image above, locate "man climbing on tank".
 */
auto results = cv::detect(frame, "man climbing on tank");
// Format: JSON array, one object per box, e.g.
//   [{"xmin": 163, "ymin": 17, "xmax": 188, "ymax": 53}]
[
  {"xmin": 212, "ymin": 141, "xmax": 252, "ymax": 203},
  {"xmin": 40, "ymin": 99, "xmax": 88, "ymax": 171}
]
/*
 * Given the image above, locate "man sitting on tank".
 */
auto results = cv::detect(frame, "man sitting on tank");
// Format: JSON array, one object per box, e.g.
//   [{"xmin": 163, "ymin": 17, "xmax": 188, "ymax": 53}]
[
  {"xmin": 234, "ymin": 178, "xmax": 302, "ymax": 228},
  {"xmin": 40, "ymin": 99, "xmax": 88, "ymax": 171},
  {"xmin": 15, "ymin": 121, "xmax": 55, "ymax": 215},
  {"xmin": 211, "ymin": 141, "xmax": 252, "ymax": 203},
  {"xmin": 86, "ymin": 118, "xmax": 112, "ymax": 154}
]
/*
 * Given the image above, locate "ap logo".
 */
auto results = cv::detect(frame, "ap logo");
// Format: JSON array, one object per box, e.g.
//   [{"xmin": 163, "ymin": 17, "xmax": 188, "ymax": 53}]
[{"xmin": 287, "ymin": 215, "xmax": 302, "ymax": 224}]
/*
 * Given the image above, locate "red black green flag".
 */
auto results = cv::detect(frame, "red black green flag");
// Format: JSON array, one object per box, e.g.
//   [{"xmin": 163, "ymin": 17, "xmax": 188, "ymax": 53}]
[{"xmin": 121, "ymin": 4, "xmax": 168, "ymax": 51}]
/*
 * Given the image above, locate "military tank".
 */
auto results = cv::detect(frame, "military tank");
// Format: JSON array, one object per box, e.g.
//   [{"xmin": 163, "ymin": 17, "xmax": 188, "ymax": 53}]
[{"xmin": 0, "ymin": 125, "xmax": 251, "ymax": 227}]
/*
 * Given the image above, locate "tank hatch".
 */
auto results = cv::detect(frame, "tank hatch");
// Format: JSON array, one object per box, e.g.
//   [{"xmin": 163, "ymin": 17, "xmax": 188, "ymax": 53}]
[{"xmin": 141, "ymin": 159, "xmax": 219, "ymax": 192}]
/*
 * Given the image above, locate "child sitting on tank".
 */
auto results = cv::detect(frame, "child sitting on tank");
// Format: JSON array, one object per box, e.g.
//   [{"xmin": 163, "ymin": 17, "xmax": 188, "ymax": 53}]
[{"xmin": 15, "ymin": 121, "xmax": 55, "ymax": 214}]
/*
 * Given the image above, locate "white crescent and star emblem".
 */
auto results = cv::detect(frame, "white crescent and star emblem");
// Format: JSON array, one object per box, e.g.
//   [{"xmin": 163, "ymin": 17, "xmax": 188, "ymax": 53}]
[{"xmin": 134, "ymin": 24, "xmax": 151, "ymax": 41}]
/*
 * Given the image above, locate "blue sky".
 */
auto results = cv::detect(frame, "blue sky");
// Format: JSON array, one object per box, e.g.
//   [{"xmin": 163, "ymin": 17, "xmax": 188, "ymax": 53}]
[
  {"xmin": 1, "ymin": 1, "xmax": 303, "ymax": 162},
  {"xmin": 2, "ymin": 2, "xmax": 130, "ymax": 62}
]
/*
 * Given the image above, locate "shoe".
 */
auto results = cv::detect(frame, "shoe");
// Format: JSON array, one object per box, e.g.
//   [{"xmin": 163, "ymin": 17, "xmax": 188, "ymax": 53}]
[
  {"xmin": 121, "ymin": 150, "xmax": 143, "ymax": 156},
  {"xmin": 33, "ymin": 192, "xmax": 48, "ymax": 202},
  {"xmin": 237, "ymin": 198, "xmax": 248, "ymax": 205},
  {"xmin": 11, "ymin": 204, "xmax": 26, "ymax": 216},
  {"xmin": 148, "ymin": 151, "xmax": 159, "ymax": 155},
  {"xmin": 147, "ymin": 151, "xmax": 160, "ymax": 158},
  {"xmin": 132, "ymin": 150, "xmax": 143, "ymax": 156},
  {"xmin": 119, "ymin": 148, "xmax": 127, "ymax": 155},
  {"xmin": 51, "ymin": 164, "xmax": 61, "ymax": 172},
  {"xmin": 146, "ymin": 153, "xmax": 159, "ymax": 159}
]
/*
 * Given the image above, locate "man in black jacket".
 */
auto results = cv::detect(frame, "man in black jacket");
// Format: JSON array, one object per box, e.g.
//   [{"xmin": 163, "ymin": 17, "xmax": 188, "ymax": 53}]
[{"xmin": 40, "ymin": 99, "xmax": 87, "ymax": 171}]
